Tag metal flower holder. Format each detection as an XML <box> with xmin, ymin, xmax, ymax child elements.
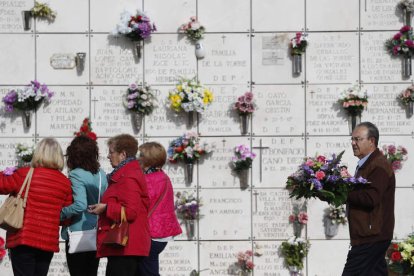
<box><xmin>22</xmin><ymin>110</ymin><xmax>33</xmax><ymax>129</ymax></box>
<box><xmin>240</xmin><ymin>114</ymin><xmax>249</xmax><ymax>135</ymax></box>
<box><xmin>293</xmin><ymin>55</ymin><xmax>302</xmax><ymax>75</ymax></box>
<box><xmin>406</xmin><ymin>101</ymin><xmax>414</xmax><ymax>118</ymax></box>
<box><xmin>188</xmin><ymin>111</ymin><xmax>197</xmax><ymax>126</ymax></box>
<box><xmin>405</xmin><ymin>9</ymin><xmax>412</xmax><ymax>26</ymax></box>
<box><xmin>131</xmin><ymin>113</ymin><xmax>143</xmax><ymax>132</ymax></box>
<box><xmin>348</xmin><ymin>113</ymin><xmax>361</xmax><ymax>135</ymax></box>
<box><xmin>238</xmin><ymin>169</ymin><xmax>249</xmax><ymax>190</ymax></box>
<box><xmin>135</xmin><ymin>40</ymin><xmax>143</xmax><ymax>60</ymax></box>
<box><xmin>403</xmin><ymin>56</ymin><xmax>412</xmax><ymax>78</ymax></box>
<box><xmin>185</xmin><ymin>163</ymin><xmax>194</xmax><ymax>184</ymax></box>
<box><xmin>184</xmin><ymin>219</ymin><xmax>196</xmax><ymax>240</ymax></box>
<box><xmin>293</xmin><ymin>221</ymin><xmax>303</xmax><ymax>237</ymax></box>
<box><xmin>22</xmin><ymin>11</ymin><xmax>32</xmax><ymax>31</ymax></box>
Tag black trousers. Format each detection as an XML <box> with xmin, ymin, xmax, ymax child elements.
<box><xmin>136</xmin><ymin>240</ymin><xmax>168</xmax><ymax>276</ymax></box>
<box><xmin>65</xmin><ymin>241</ymin><xmax>99</xmax><ymax>276</ymax></box>
<box><xmin>342</xmin><ymin>240</ymin><xmax>390</xmax><ymax>276</ymax></box>
<box><xmin>106</xmin><ymin>255</ymin><xmax>144</xmax><ymax>276</ymax></box>
<box><xmin>9</xmin><ymin>245</ymin><xmax>54</xmax><ymax>276</ymax></box>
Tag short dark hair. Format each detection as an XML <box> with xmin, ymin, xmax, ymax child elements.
<box><xmin>66</xmin><ymin>135</ymin><xmax>100</xmax><ymax>173</ymax></box>
<box><xmin>357</xmin><ymin>121</ymin><xmax>379</xmax><ymax>147</ymax></box>
<box><xmin>138</xmin><ymin>142</ymin><xmax>166</xmax><ymax>168</ymax></box>
<box><xmin>107</xmin><ymin>134</ymin><xmax>138</xmax><ymax>158</ymax></box>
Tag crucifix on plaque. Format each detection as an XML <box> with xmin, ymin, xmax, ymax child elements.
<box><xmin>252</xmin><ymin>139</ymin><xmax>269</xmax><ymax>183</ymax></box>
<box><xmin>252</xmin><ymin>190</ymin><xmax>259</xmax><ymax>214</ymax></box>
<box><xmin>221</xmin><ymin>35</ymin><xmax>226</xmax><ymax>44</ymax></box>
<box><xmin>91</xmin><ymin>97</ymin><xmax>99</xmax><ymax>118</ymax></box>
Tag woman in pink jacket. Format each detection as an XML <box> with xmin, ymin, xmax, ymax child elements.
<box><xmin>136</xmin><ymin>142</ymin><xmax>182</xmax><ymax>275</ymax></box>
<box><xmin>88</xmin><ymin>134</ymin><xmax>150</xmax><ymax>276</ymax></box>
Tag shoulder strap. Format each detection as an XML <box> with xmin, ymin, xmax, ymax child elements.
<box><xmin>18</xmin><ymin>167</ymin><xmax>34</xmax><ymax>208</ymax></box>
<box><xmin>147</xmin><ymin>174</ymin><xmax>168</xmax><ymax>218</ymax></box>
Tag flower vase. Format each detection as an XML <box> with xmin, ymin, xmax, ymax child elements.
<box><xmin>240</xmin><ymin>114</ymin><xmax>249</xmax><ymax>135</ymax></box>
<box><xmin>195</xmin><ymin>40</ymin><xmax>206</xmax><ymax>59</ymax></box>
<box><xmin>131</xmin><ymin>113</ymin><xmax>143</xmax><ymax>132</ymax></box>
<box><xmin>238</xmin><ymin>271</ymin><xmax>251</xmax><ymax>276</ymax></box>
<box><xmin>406</xmin><ymin>101</ymin><xmax>414</xmax><ymax>118</ymax></box>
<box><xmin>348</xmin><ymin>113</ymin><xmax>361</xmax><ymax>134</ymax></box>
<box><xmin>185</xmin><ymin>163</ymin><xmax>194</xmax><ymax>184</ymax></box>
<box><xmin>402</xmin><ymin>56</ymin><xmax>412</xmax><ymax>78</ymax></box>
<box><xmin>22</xmin><ymin>11</ymin><xmax>31</xmax><ymax>31</ymax></box>
<box><xmin>288</xmin><ymin>266</ymin><xmax>302</xmax><ymax>276</ymax></box>
<box><xmin>187</xmin><ymin>111</ymin><xmax>197</xmax><ymax>126</ymax></box>
<box><xmin>292</xmin><ymin>54</ymin><xmax>302</xmax><ymax>75</ymax></box>
<box><xmin>293</xmin><ymin>221</ymin><xmax>303</xmax><ymax>237</ymax></box>
<box><xmin>405</xmin><ymin>9</ymin><xmax>412</xmax><ymax>26</ymax></box>
<box><xmin>184</xmin><ymin>219</ymin><xmax>196</xmax><ymax>240</ymax></box>
<box><xmin>324</xmin><ymin>221</ymin><xmax>339</xmax><ymax>238</ymax></box>
<box><xmin>238</xmin><ymin>169</ymin><xmax>249</xmax><ymax>189</ymax></box>
<box><xmin>22</xmin><ymin>110</ymin><xmax>33</xmax><ymax>129</ymax></box>
<box><xmin>135</xmin><ymin>40</ymin><xmax>143</xmax><ymax>60</ymax></box>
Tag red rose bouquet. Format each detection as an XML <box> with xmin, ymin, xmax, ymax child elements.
<box><xmin>74</xmin><ymin>118</ymin><xmax>97</xmax><ymax>141</ymax></box>
<box><xmin>387</xmin><ymin>235</ymin><xmax>414</xmax><ymax>275</ymax></box>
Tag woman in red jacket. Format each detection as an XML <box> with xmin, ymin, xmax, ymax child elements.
<box><xmin>137</xmin><ymin>142</ymin><xmax>182</xmax><ymax>275</ymax></box>
<box><xmin>88</xmin><ymin>134</ymin><xmax>150</xmax><ymax>276</ymax></box>
<box><xmin>0</xmin><ymin>138</ymin><xmax>72</xmax><ymax>276</ymax></box>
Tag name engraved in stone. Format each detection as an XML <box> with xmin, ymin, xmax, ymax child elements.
<box><xmin>0</xmin><ymin>0</ymin><xmax>26</xmax><ymax>31</ymax></box>
<box><xmin>262</xmin><ymin>35</ymin><xmax>287</xmax><ymax>66</ymax></box>
<box><xmin>50</xmin><ymin>54</ymin><xmax>76</xmax><ymax>69</ymax></box>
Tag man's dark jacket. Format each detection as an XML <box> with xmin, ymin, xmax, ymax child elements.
<box><xmin>347</xmin><ymin>148</ymin><xmax>395</xmax><ymax>246</ymax></box>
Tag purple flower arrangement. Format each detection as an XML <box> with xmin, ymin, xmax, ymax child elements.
<box><xmin>286</xmin><ymin>151</ymin><xmax>368</xmax><ymax>207</ymax></box>
<box><xmin>125</xmin><ymin>83</ymin><xmax>157</xmax><ymax>115</ymax></box>
<box><xmin>112</xmin><ymin>10</ymin><xmax>156</xmax><ymax>41</ymax></box>
<box><xmin>231</xmin><ymin>144</ymin><xmax>256</xmax><ymax>172</ymax></box>
<box><xmin>381</xmin><ymin>144</ymin><xmax>408</xmax><ymax>172</ymax></box>
<box><xmin>385</xmin><ymin>25</ymin><xmax>414</xmax><ymax>57</ymax></box>
<box><xmin>234</xmin><ymin>92</ymin><xmax>255</xmax><ymax>115</ymax></box>
<box><xmin>2</xmin><ymin>80</ymin><xmax>54</xmax><ymax>112</ymax></box>
<box><xmin>175</xmin><ymin>191</ymin><xmax>202</xmax><ymax>220</ymax></box>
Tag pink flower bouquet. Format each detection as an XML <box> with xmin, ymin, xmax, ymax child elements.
<box><xmin>381</xmin><ymin>144</ymin><xmax>408</xmax><ymax>172</ymax></box>
<box><xmin>236</xmin><ymin>250</ymin><xmax>255</xmax><ymax>272</ymax></box>
<box><xmin>234</xmin><ymin>92</ymin><xmax>255</xmax><ymax>115</ymax></box>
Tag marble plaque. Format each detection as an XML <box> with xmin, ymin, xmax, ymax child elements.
<box><xmin>144</xmin><ymin>35</ymin><xmax>196</xmax><ymax>84</ymax></box>
<box><xmin>394</xmin><ymin>188</ymin><xmax>414</xmax><ymax>238</ymax></box>
<box><xmin>307</xmin><ymin>0</ymin><xmax>359</xmax><ymax>31</ymax></box>
<box><xmin>198</xmin><ymin>34</ymin><xmax>250</xmax><ymax>85</ymax></box>
<box><xmin>306</xmin><ymin>84</ymin><xmax>354</xmax><ymax>136</ymax></box>
<box><xmin>253</xmin><ymin>85</ymin><xmax>305</xmax><ymax>136</ymax></box>
<box><xmin>252</xmin><ymin>189</ymin><xmax>294</xmax><ymax>240</ymax></box>
<box><xmin>363</xmin><ymin>84</ymin><xmax>414</xmax><ymax>135</ymax></box>
<box><xmin>0</xmin><ymin>34</ymin><xmax>35</xmax><ymax>84</ymax></box>
<box><xmin>145</xmin><ymin>86</ymin><xmax>197</xmax><ymax>137</ymax></box>
<box><xmin>0</xmin><ymin>0</ymin><xmax>32</xmax><ymax>32</ymax></box>
<box><xmin>198</xmin><ymin>137</ymin><xmax>251</xmax><ymax>188</ymax></box>
<box><xmin>159</xmin><ymin>241</ymin><xmax>198</xmax><ymax>275</ymax></box>
<box><xmin>252</xmin><ymin>0</ymin><xmax>305</xmax><ymax>32</ymax></box>
<box><xmin>199</xmin><ymin>241</ymin><xmax>252</xmax><ymax>275</ymax></box>
<box><xmin>307</xmin><ymin>32</ymin><xmax>359</xmax><ymax>84</ymax></box>
<box><xmin>90</xmin><ymin>0</ymin><xmax>143</xmax><ymax>33</ymax></box>
<box><xmin>36</xmin><ymin>34</ymin><xmax>89</xmax><ymax>85</ymax></box>
<box><xmin>36</xmin><ymin>86</ymin><xmax>90</xmax><ymax>137</ymax></box>
<box><xmin>199</xmin><ymin>86</ymin><xmax>248</xmax><ymax>136</ymax></box>
<box><xmin>307</xmin><ymin>198</ymin><xmax>350</xmax><ymax>240</ymax></box>
<box><xmin>0</xmin><ymin>86</ymin><xmax>35</xmax><ymax>137</ymax></box>
<box><xmin>251</xmin><ymin>137</ymin><xmax>305</xmax><ymax>188</ymax></box>
<box><xmin>360</xmin><ymin>31</ymin><xmax>408</xmax><ymax>83</ymax></box>
<box><xmin>90</xmin><ymin>34</ymin><xmax>143</xmax><ymax>85</ymax></box>
<box><xmin>360</xmin><ymin>0</ymin><xmax>401</xmax><ymax>30</ymax></box>
<box><xmin>144</xmin><ymin>0</ymin><xmax>195</xmax><ymax>33</ymax></box>
<box><xmin>252</xmin><ymin>33</ymin><xmax>300</xmax><ymax>84</ymax></box>
<box><xmin>199</xmin><ymin>189</ymin><xmax>251</xmax><ymax>240</ymax></box>
<box><xmin>307</xmin><ymin>240</ymin><xmax>350</xmax><ymax>276</ymax></box>
<box><xmin>91</xmin><ymin>86</ymin><xmax>138</xmax><ymax>136</ymax></box>
<box><xmin>253</xmin><ymin>240</ymin><xmax>293</xmax><ymax>275</ymax></box>
<box><xmin>306</xmin><ymin>137</ymin><xmax>356</xmax><ymax>172</ymax></box>
<box><xmin>50</xmin><ymin>54</ymin><xmax>76</xmax><ymax>69</ymax></box>
<box><xmin>0</xmin><ymin>138</ymin><xmax>35</xmax><ymax>170</ymax></box>
<box><xmin>35</xmin><ymin>0</ymin><xmax>88</xmax><ymax>33</ymax></box>
<box><xmin>198</xmin><ymin>0</ymin><xmax>250</xmax><ymax>32</ymax></box>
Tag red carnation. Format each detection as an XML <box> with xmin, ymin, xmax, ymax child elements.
<box><xmin>87</xmin><ymin>132</ymin><xmax>97</xmax><ymax>141</ymax></box>
<box><xmin>393</xmin><ymin>243</ymin><xmax>399</xmax><ymax>250</ymax></box>
<box><xmin>175</xmin><ymin>146</ymin><xmax>184</xmax><ymax>153</ymax></box>
<box><xmin>391</xmin><ymin>251</ymin><xmax>402</xmax><ymax>262</ymax></box>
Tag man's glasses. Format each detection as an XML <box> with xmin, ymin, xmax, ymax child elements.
<box><xmin>350</xmin><ymin>137</ymin><xmax>368</xmax><ymax>143</ymax></box>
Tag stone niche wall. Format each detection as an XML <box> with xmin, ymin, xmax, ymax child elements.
<box><xmin>0</xmin><ymin>0</ymin><xmax>414</xmax><ymax>275</ymax></box>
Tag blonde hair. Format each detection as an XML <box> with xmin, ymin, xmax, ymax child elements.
<box><xmin>138</xmin><ymin>142</ymin><xmax>166</xmax><ymax>168</ymax></box>
<box><xmin>31</xmin><ymin>138</ymin><xmax>64</xmax><ymax>170</ymax></box>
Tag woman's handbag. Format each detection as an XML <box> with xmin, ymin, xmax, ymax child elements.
<box><xmin>68</xmin><ymin>172</ymin><xmax>102</xmax><ymax>254</ymax></box>
<box><xmin>102</xmin><ymin>206</ymin><xmax>129</xmax><ymax>247</ymax></box>
<box><xmin>0</xmin><ymin>168</ymin><xmax>34</xmax><ymax>231</ymax></box>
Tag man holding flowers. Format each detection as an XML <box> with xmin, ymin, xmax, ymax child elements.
<box><xmin>342</xmin><ymin>122</ymin><xmax>395</xmax><ymax>276</ymax></box>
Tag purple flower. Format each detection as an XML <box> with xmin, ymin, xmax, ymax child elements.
<box><xmin>3</xmin><ymin>167</ymin><xmax>17</xmax><ymax>176</ymax></box>
<box><xmin>326</xmin><ymin>175</ymin><xmax>339</xmax><ymax>182</ymax></box>
<box><xmin>406</xmin><ymin>40</ymin><xmax>414</xmax><ymax>48</ymax></box>
<box><xmin>310</xmin><ymin>178</ymin><xmax>322</xmax><ymax>190</ymax></box>
<box><xmin>356</xmin><ymin>176</ymin><xmax>367</xmax><ymax>184</ymax></box>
